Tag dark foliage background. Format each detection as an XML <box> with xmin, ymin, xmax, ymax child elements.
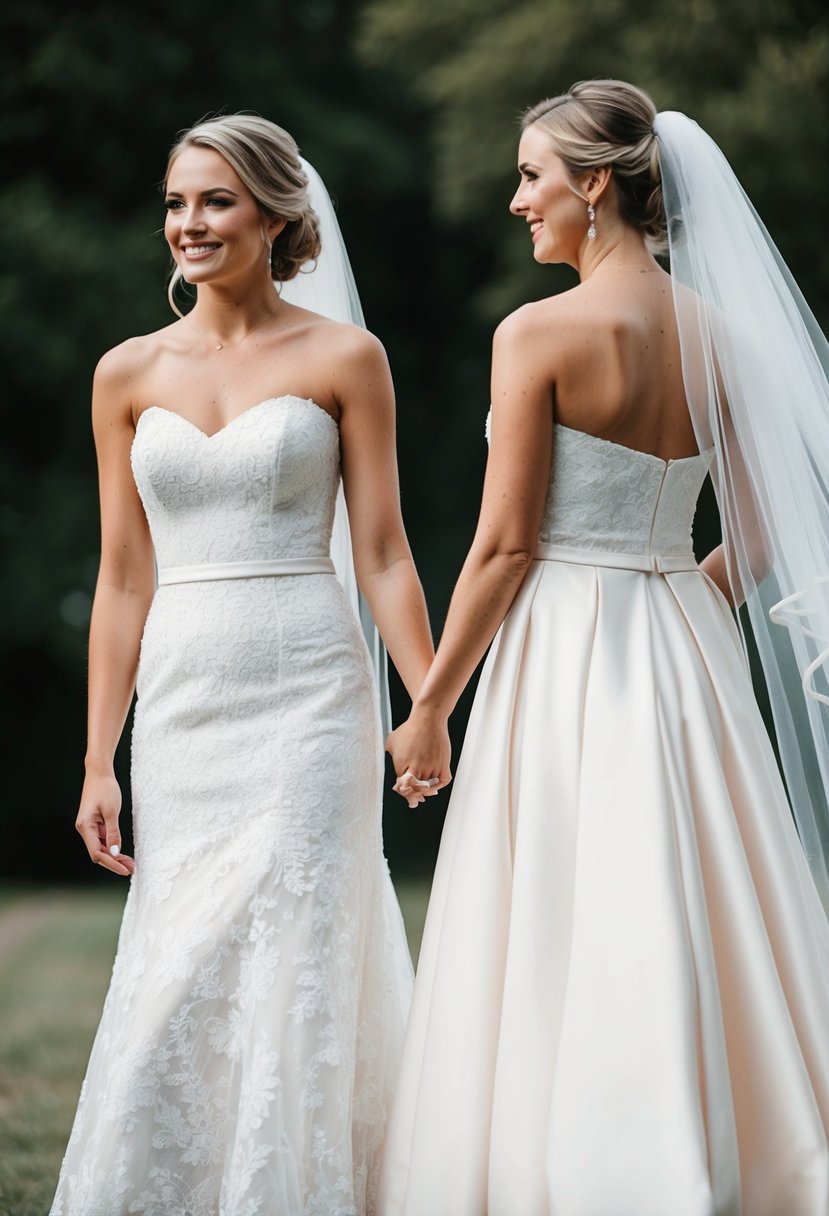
<box><xmin>2</xmin><ymin>0</ymin><xmax>827</xmax><ymax>883</ymax></box>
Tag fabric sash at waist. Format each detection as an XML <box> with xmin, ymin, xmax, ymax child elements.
<box><xmin>535</xmin><ymin>542</ymin><xmax>698</xmax><ymax>574</ymax></box>
<box><xmin>157</xmin><ymin>557</ymin><xmax>336</xmax><ymax>586</ymax></box>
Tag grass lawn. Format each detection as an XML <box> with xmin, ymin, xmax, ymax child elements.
<box><xmin>0</xmin><ymin>877</ymin><xmax>430</xmax><ymax>1216</ymax></box>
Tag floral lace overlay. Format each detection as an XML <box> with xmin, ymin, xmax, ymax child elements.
<box><xmin>52</xmin><ymin>397</ymin><xmax>413</xmax><ymax>1216</ymax></box>
<box><xmin>485</xmin><ymin>411</ymin><xmax>710</xmax><ymax>559</ymax></box>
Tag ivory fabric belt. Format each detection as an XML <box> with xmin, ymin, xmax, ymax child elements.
<box><xmin>157</xmin><ymin>557</ymin><xmax>336</xmax><ymax>586</ymax></box>
<box><xmin>535</xmin><ymin>543</ymin><xmax>698</xmax><ymax>574</ymax></box>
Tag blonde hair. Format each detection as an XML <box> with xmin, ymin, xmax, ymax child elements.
<box><xmin>523</xmin><ymin>80</ymin><xmax>665</xmax><ymax>253</ymax></box>
<box><xmin>164</xmin><ymin>113</ymin><xmax>322</xmax><ymax>315</ymax></box>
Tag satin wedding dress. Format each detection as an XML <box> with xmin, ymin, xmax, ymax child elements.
<box><xmin>51</xmin><ymin>395</ymin><xmax>413</xmax><ymax>1216</ymax></box>
<box><xmin>380</xmin><ymin>419</ymin><xmax>829</xmax><ymax>1216</ymax></box>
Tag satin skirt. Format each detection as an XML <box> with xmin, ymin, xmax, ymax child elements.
<box><xmin>379</xmin><ymin>558</ymin><xmax>829</xmax><ymax>1216</ymax></box>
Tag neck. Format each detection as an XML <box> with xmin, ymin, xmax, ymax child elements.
<box><xmin>576</xmin><ymin>229</ymin><xmax>657</xmax><ymax>281</ymax></box>
<box><xmin>187</xmin><ymin>275</ymin><xmax>281</xmax><ymax>343</ymax></box>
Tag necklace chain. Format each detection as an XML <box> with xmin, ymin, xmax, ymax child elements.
<box><xmin>183</xmin><ymin>308</ymin><xmax>280</xmax><ymax>351</ymax></box>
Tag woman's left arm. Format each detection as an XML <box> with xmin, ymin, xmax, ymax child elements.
<box><xmin>387</xmin><ymin>309</ymin><xmax>554</xmax><ymax>785</ymax></box>
<box><xmin>336</xmin><ymin>326</ymin><xmax>435</xmax><ymax>703</ymax></box>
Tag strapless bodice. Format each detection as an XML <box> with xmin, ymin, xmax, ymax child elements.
<box><xmin>487</xmin><ymin>413</ymin><xmax>710</xmax><ymax>563</ymax></box>
<box><xmin>541</xmin><ymin>424</ymin><xmax>710</xmax><ymax>560</ymax></box>
<box><xmin>130</xmin><ymin>396</ymin><xmax>340</xmax><ymax>569</ymax></box>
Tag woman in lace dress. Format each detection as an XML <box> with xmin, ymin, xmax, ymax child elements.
<box><xmin>52</xmin><ymin>114</ymin><xmax>431</xmax><ymax>1216</ymax></box>
<box><xmin>381</xmin><ymin>81</ymin><xmax>829</xmax><ymax>1214</ymax></box>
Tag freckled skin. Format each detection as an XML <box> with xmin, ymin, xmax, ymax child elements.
<box><xmin>388</xmin><ymin>115</ymin><xmax>734</xmax><ymax>754</ymax></box>
<box><xmin>506</xmin><ymin>124</ymin><xmax>697</xmax><ymax>461</ymax></box>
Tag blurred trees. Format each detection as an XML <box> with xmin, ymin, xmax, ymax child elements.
<box><xmin>358</xmin><ymin>0</ymin><xmax>829</xmax><ymax>320</ymax></box>
<box><xmin>2</xmin><ymin>0</ymin><xmax>827</xmax><ymax>880</ymax></box>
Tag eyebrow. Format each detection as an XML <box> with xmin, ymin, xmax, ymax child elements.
<box><xmin>164</xmin><ymin>187</ymin><xmax>240</xmax><ymax>198</ymax></box>
<box><xmin>518</xmin><ymin>162</ymin><xmax>542</xmax><ymax>173</ymax></box>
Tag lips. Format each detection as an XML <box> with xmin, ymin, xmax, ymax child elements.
<box><xmin>182</xmin><ymin>243</ymin><xmax>221</xmax><ymax>260</ymax></box>
<box><xmin>530</xmin><ymin>220</ymin><xmax>543</xmax><ymax>241</ymax></box>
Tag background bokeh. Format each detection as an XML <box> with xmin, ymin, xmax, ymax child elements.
<box><xmin>3</xmin><ymin>0</ymin><xmax>828</xmax><ymax>886</ymax></box>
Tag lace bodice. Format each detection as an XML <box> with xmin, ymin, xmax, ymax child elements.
<box><xmin>131</xmin><ymin>396</ymin><xmax>339</xmax><ymax>568</ymax></box>
<box><xmin>53</xmin><ymin>391</ymin><xmax>411</xmax><ymax>1216</ymax></box>
<box><xmin>541</xmin><ymin>424</ymin><xmax>710</xmax><ymax>558</ymax></box>
<box><xmin>486</xmin><ymin>413</ymin><xmax>710</xmax><ymax>560</ymax></box>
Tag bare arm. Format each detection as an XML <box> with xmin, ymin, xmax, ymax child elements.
<box><xmin>699</xmin><ymin>436</ymin><xmax>769</xmax><ymax>611</ymax></box>
<box><xmin>336</xmin><ymin>328</ymin><xmax>435</xmax><ymax>702</ymax></box>
<box><xmin>75</xmin><ymin>348</ymin><xmax>155</xmax><ymax>876</ymax></box>
<box><xmin>700</xmin><ymin>544</ymin><xmax>736</xmax><ymax>606</ymax></box>
<box><xmin>680</xmin><ymin>296</ymin><xmax>767</xmax><ymax>609</ymax></box>
<box><xmin>387</xmin><ymin>310</ymin><xmax>554</xmax><ymax>786</ymax></box>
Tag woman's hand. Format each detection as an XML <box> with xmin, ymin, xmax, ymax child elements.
<box><xmin>386</xmin><ymin>707</ymin><xmax>452</xmax><ymax>808</ymax></box>
<box><xmin>75</xmin><ymin>770</ymin><xmax>135</xmax><ymax>877</ymax></box>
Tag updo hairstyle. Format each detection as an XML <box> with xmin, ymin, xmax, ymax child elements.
<box><xmin>523</xmin><ymin>80</ymin><xmax>666</xmax><ymax>253</ymax></box>
<box><xmin>164</xmin><ymin>113</ymin><xmax>322</xmax><ymax>313</ymax></box>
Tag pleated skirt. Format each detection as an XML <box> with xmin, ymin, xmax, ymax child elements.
<box><xmin>380</xmin><ymin>559</ymin><xmax>829</xmax><ymax>1216</ymax></box>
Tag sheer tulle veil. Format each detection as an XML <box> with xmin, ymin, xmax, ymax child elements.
<box><xmin>279</xmin><ymin>158</ymin><xmax>392</xmax><ymax>735</ymax></box>
<box><xmin>656</xmin><ymin>110</ymin><xmax>829</xmax><ymax>911</ymax></box>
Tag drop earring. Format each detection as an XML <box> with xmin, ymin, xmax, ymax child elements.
<box><xmin>567</xmin><ymin>182</ymin><xmax>598</xmax><ymax>241</ymax></box>
<box><xmin>261</xmin><ymin>223</ymin><xmax>274</xmax><ymax>268</ymax></box>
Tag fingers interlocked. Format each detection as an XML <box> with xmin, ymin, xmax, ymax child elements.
<box><xmin>393</xmin><ymin>770</ymin><xmax>440</xmax><ymax>808</ymax></box>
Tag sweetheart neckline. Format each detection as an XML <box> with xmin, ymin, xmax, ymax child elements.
<box><xmin>134</xmin><ymin>395</ymin><xmax>339</xmax><ymax>443</ymax></box>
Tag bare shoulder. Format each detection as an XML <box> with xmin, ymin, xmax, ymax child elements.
<box><xmin>309</xmin><ymin>313</ymin><xmax>386</xmax><ymax>364</ymax></box>
<box><xmin>94</xmin><ymin>334</ymin><xmax>150</xmax><ymax>389</ymax></box>
<box><xmin>284</xmin><ymin>306</ymin><xmax>388</xmax><ymax>380</ymax></box>
<box><xmin>495</xmin><ymin>286</ymin><xmax>593</xmax><ymax>349</ymax></box>
<box><xmin>94</xmin><ymin>323</ymin><xmax>181</xmax><ymax>389</ymax></box>
<box><xmin>296</xmin><ymin>318</ymin><xmax>392</xmax><ymax>414</ymax></box>
<box><xmin>495</xmin><ymin>301</ymin><xmax>546</xmax><ymax>345</ymax></box>
<box><xmin>92</xmin><ymin>326</ymin><xmax>178</xmax><ymax>427</ymax></box>
<box><xmin>493</xmin><ymin>297</ymin><xmax>572</xmax><ymax>389</ymax></box>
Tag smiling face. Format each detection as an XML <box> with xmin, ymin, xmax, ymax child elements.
<box><xmin>510</xmin><ymin>124</ymin><xmax>590</xmax><ymax>267</ymax></box>
<box><xmin>164</xmin><ymin>146</ymin><xmax>282</xmax><ymax>288</ymax></box>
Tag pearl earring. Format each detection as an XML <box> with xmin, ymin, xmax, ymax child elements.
<box><xmin>587</xmin><ymin>203</ymin><xmax>597</xmax><ymax>241</ymax></box>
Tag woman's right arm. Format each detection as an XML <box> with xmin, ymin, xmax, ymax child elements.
<box><xmin>75</xmin><ymin>347</ymin><xmax>155</xmax><ymax>876</ymax></box>
<box><xmin>386</xmin><ymin>307</ymin><xmax>554</xmax><ymax>792</ymax></box>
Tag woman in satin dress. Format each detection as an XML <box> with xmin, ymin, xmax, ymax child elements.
<box><xmin>53</xmin><ymin>114</ymin><xmax>432</xmax><ymax>1216</ymax></box>
<box><xmin>382</xmin><ymin>80</ymin><xmax>829</xmax><ymax>1216</ymax></box>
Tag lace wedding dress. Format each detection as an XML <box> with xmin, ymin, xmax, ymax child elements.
<box><xmin>379</xmin><ymin>420</ymin><xmax>829</xmax><ymax>1216</ymax></box>
<box><xmin>51</xmin><ymin>395</ymin><xmax>413</xmax><ymax>1216</ymax></box>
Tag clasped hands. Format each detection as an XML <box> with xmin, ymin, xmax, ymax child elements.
<box><xmin>385</xmin><ymin>708</ymin><xmax>452</xmax><ymax>809</ymax></box>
